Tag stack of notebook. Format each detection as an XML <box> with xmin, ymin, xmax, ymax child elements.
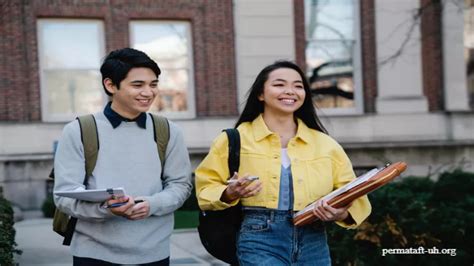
<box><xmin>293</xmin><ymin>161</ymin><xmax>407</xmax><ymax>226</ymax></box>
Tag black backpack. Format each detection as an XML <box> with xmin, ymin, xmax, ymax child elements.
<box><xmin>51</xmin><ymin>114</ymin><xmax>169</xmax><ymax>245</ymax></box>
<box><xmin>197</xmin><ymin>128</ymin><xmax>241</xmax><ymax>265</ymax></box>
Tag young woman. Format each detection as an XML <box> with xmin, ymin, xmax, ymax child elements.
<box><xmin>195</xmin><ymin>61</ymin><xmax>371</xmax><ymax>265</ymax></box>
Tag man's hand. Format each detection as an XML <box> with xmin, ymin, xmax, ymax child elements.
<box><xmin>220</xmin><ymin>172</ymin><xmax>263</xmax><ymax>203</ymax></box>
<box><xmin>106</xmin><ymin>196</ymin><xmax>150</xmax><ymax>220</ymax></box>
<box><xmin>129</xmin><ymin>200</ymin><xmax>150</xmax><ymax>220</ymax></box>
<box><xmin>106</xmin><ymin>196</ymin><xmax>135</xmax><ymax>218</ymax></box>
<box><xmin>312</xmin><ymin>200</ymin><xmax>352</xmax><ymax>222</ymax></box>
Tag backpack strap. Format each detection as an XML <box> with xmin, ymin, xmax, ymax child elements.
<box><xmin>150</xmin><ymin>114</ymin><xmax>170</xmax><ymax>179</ymax></box>
<box><xmin>223</xmin><ymin>129</ymin><xmax>240</xmax><ymax>178</ymax></box>
<box><xmin>77</xmin><ymin>115</ymin><xmax>99</xmax><ymax>179</ymax></box>
<box><xmin>62</xmin><ymin>114</ymin><xmax>99</xmax><ymax>246</ymax></box>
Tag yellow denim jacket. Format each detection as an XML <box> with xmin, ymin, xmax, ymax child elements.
<box><xmin>195</xmin><ymin>115</ymin><xmax>371</xmax><ymax>228</ymax></box>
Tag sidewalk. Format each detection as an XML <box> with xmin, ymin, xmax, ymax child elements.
<box><xmin>14</xmin><ymin>218</ymin><xmax>226</xmax><ymax>266</ymax></box>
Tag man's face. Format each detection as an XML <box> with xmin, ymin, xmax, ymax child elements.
<box><xmin>105</xmin><ymin>67</ymin><xmax>158</xmax><ymax>118</ymax></box>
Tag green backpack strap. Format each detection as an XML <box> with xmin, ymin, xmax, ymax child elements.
<box><xmin>59</xmin><ymin>114</ymin><xmax>98</xmax><ymax>246</ymax></box>
<box><xmin>150</xmin><ymin>114</ymin><xmax>170</xmax><ymax>178</ymax></box>
<box><xmin>77</xmin><ymin>115</ymin><xmax>99</xmax><ymax>179</ymax></box>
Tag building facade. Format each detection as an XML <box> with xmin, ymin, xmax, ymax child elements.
<box><xmin>0</xmin><ymin>0</ymin><xmax>473</xmax><ymax>210</ymax></box>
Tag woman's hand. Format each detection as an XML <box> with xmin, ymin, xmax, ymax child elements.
<box><xmin>221</xmin><ymin>172</ymin><xmax>263</xmax><ymax>203</ymax></box>
<box><xmin>312</xmin><ymin>200</ymin><xmax>352</xmax><ymax>222</ymax></box>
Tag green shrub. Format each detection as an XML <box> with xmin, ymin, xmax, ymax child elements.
<box><xmin>0</xmin><ymin>190</ymin><xmax>21</xmax><ymax>265</ymax></box>
<box><xmin>174</xmin><ymin>210</ymin><xmax>199</xmax><ymax>229</ymax></box>
<box><xmin>174</xmin><ymin>189</ymin><xmax>199</xmax><ymax>229</ymax></box>
<box><xmin>41</xmin><ymin>195</ymin><xmax>56</xmax><ymax>218</ymax></box>
<box><xmin>327</xmin><ymin>170</ymin><xmax>474</xmax><ymax>266</ymax></box>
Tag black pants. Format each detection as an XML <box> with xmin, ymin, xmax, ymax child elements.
<box><xmin>73</xmin><ymin>256</ymin><xmax>170</xmax><ymax>266</ymax></box>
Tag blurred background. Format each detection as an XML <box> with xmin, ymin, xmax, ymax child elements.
<box><xmin>0</xmin><ymin>0</ymin><xmax>473</xmax><ymax>265</ymax></box>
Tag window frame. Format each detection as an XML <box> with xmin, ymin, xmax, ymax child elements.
<box><xmin>305</xmin><ymin>0</ymin><xmax>364</xmax><ymax>115</ymax></box>
<box><xmin>37</xmin><ymin>18</ymin><xmax>107</xmax><ymax>122</ymax></box>
<box><xmin>129</xmin><ymin>20</ymin><xmax>196</xmax><ymax>119</ymax></box>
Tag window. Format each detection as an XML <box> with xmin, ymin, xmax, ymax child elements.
<box><xmin>465</xmin><ymin>0</ymin><xmax>474</xmax><ymax>109</ymax></box>
<box><xmin>37</xmin><ymin>19</ymin><xmax>106</xmax><ymax>121</ymax></box>
<box><xmin>130</xmin><ymin>21</ymin><xmax>195</xmax><ymax>118</ymax></box>
<box><xmin>305</xmin><ymin>0</ymin><xmax>363</xmax><ymax>114</ymax></box>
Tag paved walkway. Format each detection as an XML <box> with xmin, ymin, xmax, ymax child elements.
<box><xmin>14</xmin><ymin>218</ymin><xmax>226</xmax><ymax>266</ymax></box>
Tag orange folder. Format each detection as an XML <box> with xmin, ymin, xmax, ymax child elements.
<box><xmin>293</xmin><ymin>161</ymin><xmax>408</xmax><ymax>226</ymax></box>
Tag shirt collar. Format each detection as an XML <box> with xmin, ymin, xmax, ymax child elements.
<box><xmin>103</xmin><ymin>102</ymin><xmax>147</xmax><ymax>129</ymax></box>
<box><xmin>251</xmin><ymin>113</ymin><xmax>311</xmax><ymax>143</ymax></box>
<box><xmin>252</xmin><ymin>114</ymin><xmax>273</xmax><ymax>142</ymax></box>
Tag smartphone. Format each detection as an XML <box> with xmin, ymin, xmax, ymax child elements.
<box><xmin>226</xmin><ymin>176</ymin><xmax>259</xmax><ymax>184</ymax></box>
<box><xmin>105</xmin><ymin>199</ymin><xmax>144</xmax><ymax>209</ymax></box>
<box><xmin>246</xmin><ymin>176</ymin><xmax>259</xmax><ymax>181</ymax></box>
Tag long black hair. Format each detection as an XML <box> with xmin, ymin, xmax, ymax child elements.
<box><xmin>235</xmin><ymin>60</ymin><xmax>327</xmax><ymax>134</ymax></box>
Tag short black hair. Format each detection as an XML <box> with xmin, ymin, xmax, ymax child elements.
<box><xmin>235</xmin><ymin>60</ymin><xmax>327</xmax><ymax>134</ymax></box>
<box><xmin>100</xmin><ymin>48</ymin><xmax>161</xmax><ymax>96</ymax></box>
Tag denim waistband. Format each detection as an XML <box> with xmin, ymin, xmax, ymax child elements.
<box><xmin>242</xmin><ymin>207</ymin><xmax>325</xmax><ymax>228</ymax></box>
<box><xmin>242</xmin><ymin>207</ymin><xmax>294</xmax><ymax>215</ymax></box>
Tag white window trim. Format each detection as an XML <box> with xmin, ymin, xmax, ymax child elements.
<box><xmin>129</xmin><ymin>20</ymin><xmax>196</xmax><ymax>120</ymax></box>
<box><xmin>306</xmin><ymin>0</ymin><xmax>364</xmax><ymax>116</ymax></box>
<box><xmin>37</xmin><ymin>19</ymin><xmax>106</xmax><ymax>122</ymax></box>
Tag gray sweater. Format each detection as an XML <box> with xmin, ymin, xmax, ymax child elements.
<box><xmin>53</xmin><ymin>111</ymin><xmax>192</xmax><ymax>264</ymax></box>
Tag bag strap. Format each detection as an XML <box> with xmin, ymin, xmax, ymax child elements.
<box><xmin>77</xmin><ymin>115</ymin><xmax>99</xmax><ymax>180</ymax></box>
<box><xmin>62</xmin><ymin>114</ymin><xmax>99</xmax><ymax>246</ymax></box>
<box><xmin>150</xmin><ymin>114</ymin><xmax>170</xmax><ymax>179</ymax></box>
<box><xmin>223</xmin><ymin>129</ymin><xmax>240</xmax><ymax>178</ymax></box>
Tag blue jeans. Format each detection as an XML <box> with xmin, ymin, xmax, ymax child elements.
<box><xmin>237</xmin><ymin>209</ymin><xmax>331</xmax><ymax>266</ymax></box>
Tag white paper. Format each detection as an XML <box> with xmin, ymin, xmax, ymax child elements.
<box><xmin>344</xmin><ymin>168</ymin><xmax>380</xmax><ymax>190</ymax></box>
<box><xmin>295</xmin><ymin>168</ymin><xmax>380</xmax><ymax>216</ymax></box>
<box><xmin>54</xmin><ymin>187</ymin><xmax>126</xmax><ymax>202</ymax></box>
<box><xmin>319</xmin><ymin>168</ymin><xmax>378</xmax><ymax>201</ymax></box>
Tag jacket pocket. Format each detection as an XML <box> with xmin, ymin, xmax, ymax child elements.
<box><xmin>239</xmin><ymin>152</ymin><xmax>267</xmax><ymax>175</ymax></box>
<box><xmin>305</xmin><ymin>157</ymin><xmax>333</xmax><ymax>199</ymax></box>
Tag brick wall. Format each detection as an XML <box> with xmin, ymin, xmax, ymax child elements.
<box><xmin>420</xmin><ymin>0</ymin><xmax>444</xmax><ymax>111</ymax></box>
<box><xmin>293</xmin><ymin>0</ymin><xmax>306</xmax><ymax>69</ymax></box>
<box><xmin>0</xmin><ymin>0</ymin><xmax>237</xmax><ymax>121</ymax></box>
<box><xmin>360</xmin><ymin>0</ymin><xmax>378</xmax><ymax>113</ymax></box>
<box><xmin>0</xmin><ymin>0</ymin><xmax>41</xmax><ymax>121</ymax></box>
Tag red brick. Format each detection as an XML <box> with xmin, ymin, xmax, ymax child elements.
<box><xmin>360</xmin><ymin>0</ymin><xmax>378</xmax><ymax>113</ymax></box>
<box><xmin>0</xmin><ymin>0</ymin><xmax>237</xmax><ymax>121</ymax></box>
<box><xmin>293</xmin><ymin>0</ymin><xmax>305</xmax><ymax>69</ymax></box>
<box><xmin>420</xmin><ymin>0</ymin><xmax>444</xmax><ymax>111</ymax></box>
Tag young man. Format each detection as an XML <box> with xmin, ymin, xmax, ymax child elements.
<box><xmin>54</xmin><ymin>48</ymin><xmax>192</xmax><ymax>265</ymax></box>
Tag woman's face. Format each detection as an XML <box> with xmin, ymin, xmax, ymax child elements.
<box><xmin>258</xmin><ymin>68</ymin><xmax>306</xmax><ymax>116</ymax></box>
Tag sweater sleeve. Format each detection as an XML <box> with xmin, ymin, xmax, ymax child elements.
<box><xmin>144</xmin><ymin>122</ymin><xmax>193</xmax><ymax>216</ymax></box>
<box><xmin>194</xmin><ymin>132</ymin><xmax>240</xmax><ymax>211</ymax></box>
<box><xmin>53</xmin><ymin>120</ymin><xmax>113</xmax><ymax>222</ymax></box>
